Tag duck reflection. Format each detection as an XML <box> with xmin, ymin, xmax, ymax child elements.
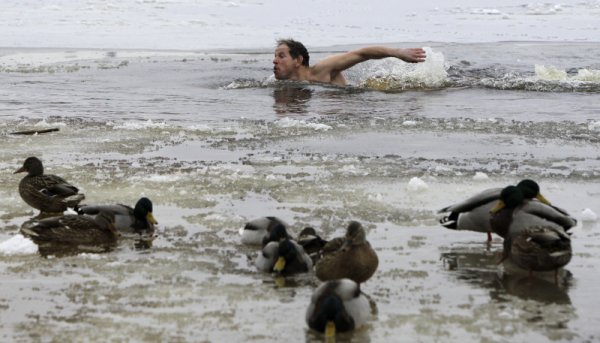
<box><xmin>272</xmin><ymin>85</ymin><xmax>313</xmax><ymax>115</ymax></box>
<box><xmin>133</xmin><ymin>233</ymin><xmax>155</xmax><ymax>251</ymax></box>
<box><xmin>441</xmin><ymin>248</ymin><xmax>572</xmax><ymax>304</ymax></box>
<box><xmin>494</xmin><ymin>271</ymin><xmax>572</xmax><ymax>304</ymax></box>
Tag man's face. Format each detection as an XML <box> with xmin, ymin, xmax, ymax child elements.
<box><xmin>273</xmin><ymin>44</ymin><xmax>301</xmax><ymax>80</ymax></box>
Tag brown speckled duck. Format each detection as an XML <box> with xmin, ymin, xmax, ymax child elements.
<box><xmin>490</xmin><ymin>186</ymin><xmax>573</xmax><ymax>275</ymax></box>
<box><xmin>315</xmin><ymin>221</ymin><xmax>378</xmax><ymax>285</ymax></box>
<box><xmin>14</xmin><ymin>156</ymin><xmax>85</xmax><ymax>214</ymax></box>
<box><xmin>20</xmin><ymin>210</ymin><xmax>118</xmax><ymax>248</ymax></box>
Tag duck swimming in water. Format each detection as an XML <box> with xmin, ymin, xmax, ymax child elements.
<box><xmin>240</xmin><ymin>216</ymin><xmax>292</xmax><ymax>245</ymax></box>
<box><xmin>306</xmin><ymin>278</ymin><xmax>370</xmax><ymax>337</ymax></box>
<box><xmin>20</xmin><ymin>210</ymin><xmax>118</xmax><ymax>249</ymax></box>
<box><xmin>255</xmin><ymin>238</ymin><xmax>313</xmax><ymax>275</ymax></box>
<box><xmin>315</xmin><ymin>221</ymin><xmax>378</xmax><ymax>285</ymax></box>
<box><xmin>77</xmin><ymin>197</ymin><xmax>157</xmax><ymax>234</ymax></box>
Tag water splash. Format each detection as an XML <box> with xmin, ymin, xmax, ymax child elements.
<box><xmin>534</xmin><ymin>65</ymin><xmax>567</xmax><ymax>81</ymax></box>
<box><xmin>359</xmin><ymin>47</ymin><xmax>448</xmax><ymax>91</ymax></box>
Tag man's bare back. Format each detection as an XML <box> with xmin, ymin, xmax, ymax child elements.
<box><xmin>273</xmin><ymin>39</ymin><xmax>426</xmax><ymax>86</ymax></box>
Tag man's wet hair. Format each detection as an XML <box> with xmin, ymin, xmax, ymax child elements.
<box><xmin>277</xmin><ymin>39</ymin><xmax>310</xmax><ymax>66</ymax></box>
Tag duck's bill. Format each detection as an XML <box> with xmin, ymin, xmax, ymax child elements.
<box><xmin>147</xmin><ymin>213</ymin><xmax>158</xmax><ymax>225</ymax></box>
<box><xmin>273</xmin><ymin>256</ymin><xmax>286</xmax><ymax>273</ymax></box>
<box><xmin>325</xmin><ymin>321</ymin><xmax>336</xmax><ymax>338</ymax></box>
<box><xmin>536</xmin><ymin>193</ymin><xmax>551</xmax><ymax>205</ymax></box>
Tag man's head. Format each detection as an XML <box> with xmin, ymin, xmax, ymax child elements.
<box><xmin>273</xmin><ymin>39</ymin><xmax>310</xmax><ymax>80</ymax></box>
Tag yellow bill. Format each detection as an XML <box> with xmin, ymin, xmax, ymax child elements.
<box><xmin>325</xmin><ymin>321</ymin><xmax>336</xmax><ymax>338</ymax></box>
<box><xmin>490</xmin><ymin>200</ymin><xmax>506</xmax><ymax>213</ymax></box>
<box><xmin>273</xmin><ymin>256</ymin><xmax>286</xmax><ymax>273</ymax></box>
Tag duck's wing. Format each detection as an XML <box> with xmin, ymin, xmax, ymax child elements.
<box><xmin>290</xmin><ymin>241</ymin><xmax>313</xmax><ymax>271</ymax></box>
<box><xmin>77</xmin><ymin>204</ymin><xmax>133</xmax><ymax>216</ymax></box>
<box><xmin>255</xmin><ymin>242</ymin><xmax>278</xmax><ymax>272</ymax></box>
<box><xmin>521</xmin><ymin>201</ymin><xmax>577</xmax><ymax>231</ymax></box>
<box><xmin>40</xmin><ymin>175</ymin><xmax>79</xmax><ymax>197</ymax></box>
<box><xmin>438</xmin><ymin>187</ymin><xmax>502</xmax><ymax>213</ymax></box>
<box><xmin>21</xmin><ymin>215</ymin><xmax>95</xmax><ymax>243</ymax></box>
<box><xmin>321</xmin><ymin>237</ymin><xmax>345</xmax><ymax>255</ymax></box>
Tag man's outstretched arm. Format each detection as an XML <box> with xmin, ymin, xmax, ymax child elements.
<box><xmin>314</xmin><ymin>46</ymin><xmax>427</xmax><ymax>75</ymax></box>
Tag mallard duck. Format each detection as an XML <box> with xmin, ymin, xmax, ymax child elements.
<box><xmin>14</xmin><ymin>156</ymin><xmax>85</xmax><ymax>214</ymax></box>
<box><xmin>490</xmin><ymin>185</ymin><xmax>576</xmax><ymax>239</ymax></box>
<box><xmin>240</xmin><ymin>216</ymin><xmax>292</xmax><ymax>245</ymax></box>
<box><xmin>76</xmin><ymin>197</ymin><xmax>157</xmax><ymax>234</ymax></box>
<box><xmin>20</xmin><ymin>210</ymin><xmax>118</xmax><ymax>248</ymax></box>
<box><xmin>255</xmin><ymin>238</ymin><xmax>313</xmax><ymax>274</ymax></box>
<box><xmin>508</xmin><ymin>227</ymin><xmax>572</xmax><ymax>273</ymax></box>
<box><xmin>438</xmin><ymin>179</ymin><xmax>575</xmax><ymax>241</ymax></box>
<box><xmin>490</xmin><ymin>186</ymin><xmax>573</xmax><ymax>274</ymax></box>
<box><xmin>315</xmin><ymin>221</ymin><xmax>378</xmax><ymax>285</ymax></box>
<box><xmin>306</xmin><ymin>279</ymin><xmax>370</xmax><ymax>337</ymax></box>
<box><xmin>261</xmin><ymin>222</ymin><xmax>291</xmax><ymax>247</ymax></box>
<box><xmin>297</xmin><ymin>227</ymin><xmax>328</xmax><ymax>263</ymax></box>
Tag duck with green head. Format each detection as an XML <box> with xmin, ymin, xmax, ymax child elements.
<box><xmin>76</xmin><ymin>197</ymin><xmax>157</xmax><ymax>234</ymax></box>
<box><xmin>255</xmin><ymin>237</ymin><xmax>313</xmax><ymax>275</ymax></box>
<box><xmin>240</xmin><ymin>216</ymin><xmax>292</xmax><ymax>246</ymax></box>
<box><xmin>306</xmin><ymin>279</ymin><xmax>370</xmax><ymax>338</ymax></box>
<box><xmin>438</xmin><ymin>179</ymin><xmax>575</xmax><ymax>241</ymax></box>
<box><xmin>14</xmin><ymin>156</ymin><xmax>85</xmax><ymax>215</ymax></box>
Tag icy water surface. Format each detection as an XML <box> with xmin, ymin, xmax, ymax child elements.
<box><xmin>1</xmin><ymin>42</ymin><xmax>600</xmax><ymax>342</ymax></box>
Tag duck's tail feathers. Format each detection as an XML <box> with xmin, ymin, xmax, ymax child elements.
<box><xmin>439</xmin><ymin>216</ymin><xmax>458</xmax><ymax>230</ymax></box>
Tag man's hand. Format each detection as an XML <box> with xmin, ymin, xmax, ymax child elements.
<box><xmin>396</xmin><ymin>48</ymin><xmax>427</xmax><ymax>63</ymax></box>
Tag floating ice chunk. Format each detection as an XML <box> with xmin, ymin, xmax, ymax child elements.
<box><xmin>407</xmin><ymin>177</ymin><xmax>429</xmax><ymax>192</ymax></box>
<box><xmin>473</xmin><ymin>172</ymin><xmax>489</xmax><ymax>180</ymax></box>
<box><xmin>114</xmin><ymin>119</ymin><xmax>169</xmax><ymax>130</ymax></box>
<box><xmin>79</xmin><ymin>253</ymin><xmax>104</xmax><ymax>259</ymax></box>
<box><xmin>188</xmin><ymin>124</ymin><xmax>213</xmax><ymax>132</ymax></box>
<box><xmin>581</xmin><ymin>208</ymin><xmax>598</xmax><ymax>222</ymax></box>
<box><xmin>275</xmin><ymin>118</ymin><xmax>332</xmax><ymax>131</ymax></box>
<box><xmin>33</xmin><ymin>118</ymin><xmax>67</xmax><ymax>127</ymax></box>
<box><xmin>340</xmin><ymin>164</ymin><xmax>368</xmax><ymax>176</ymax></box>
<box><xmin>471</xmin><ymin>8</ymin><xmax>502</xmax><ymax>15</ymax></box>
<box><xmin>402</xmin><ymin>120</ymin><xmax>418</xmax><ymax>126</ymax></box>
<box><xmin>0</xmin><ymin>234</ymin><xmax>38</xmax><ymax>255</ymax></box>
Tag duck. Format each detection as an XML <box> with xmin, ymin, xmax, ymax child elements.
<box><xmin>76</xmin><ymin>197</ymin><xmax>157</xmax><ymax>234</ymax></box>
<box><xmin>240</xmin><ymin>216</ymin><xmax>292</xmax><ymax>245</ymax></box>
<box><xmin>296</xmin><ymin>227</ymin><xmax>328</xmax><ymax>263</ymax></box>
<box><xmin>438</xmin><ymin>179</ymin><xmax>575</xmax><ymax>241</ymax></box>
<box><xmin>20</xmin><ymin>210</ymin><xmax>118</xmax><ymax>248</ymax></box>
<box><xmin>315</xmin><ymin>221</ymin><xmax>378</xmax><ymax>285</ymax></box>
<box><xmin>490</xmin><ymin>186</ymin><xmax>573</xmax><ymax>274</ymax></box>
<box><xmin>306</xmin><ymin>279</ymin><xmax>370</xmax><ymax>338</ymax></box>
<box><xmin>14</xmin><ymin>156</ymin><xmax>85</xmax><ymax>214</ymax></box>
<box><xmin>490</xmin><ymin>185</ymin><xmax>576</xmax><ymax>239</ymax></box>
<box><xmin>255</xmin><ymin>238</ymin><xmax>313</xmax><ymax>275</ymax></box>
<box><xmin>261</xmin><ymin>222</ymin><xmax>291</xmax><ymax>247</ymax></box>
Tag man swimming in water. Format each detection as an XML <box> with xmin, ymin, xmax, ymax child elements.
<box><xmin>273</xmin><ymin>39</ymin><xmax>427</xmax><ymax>86</ymax></box>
